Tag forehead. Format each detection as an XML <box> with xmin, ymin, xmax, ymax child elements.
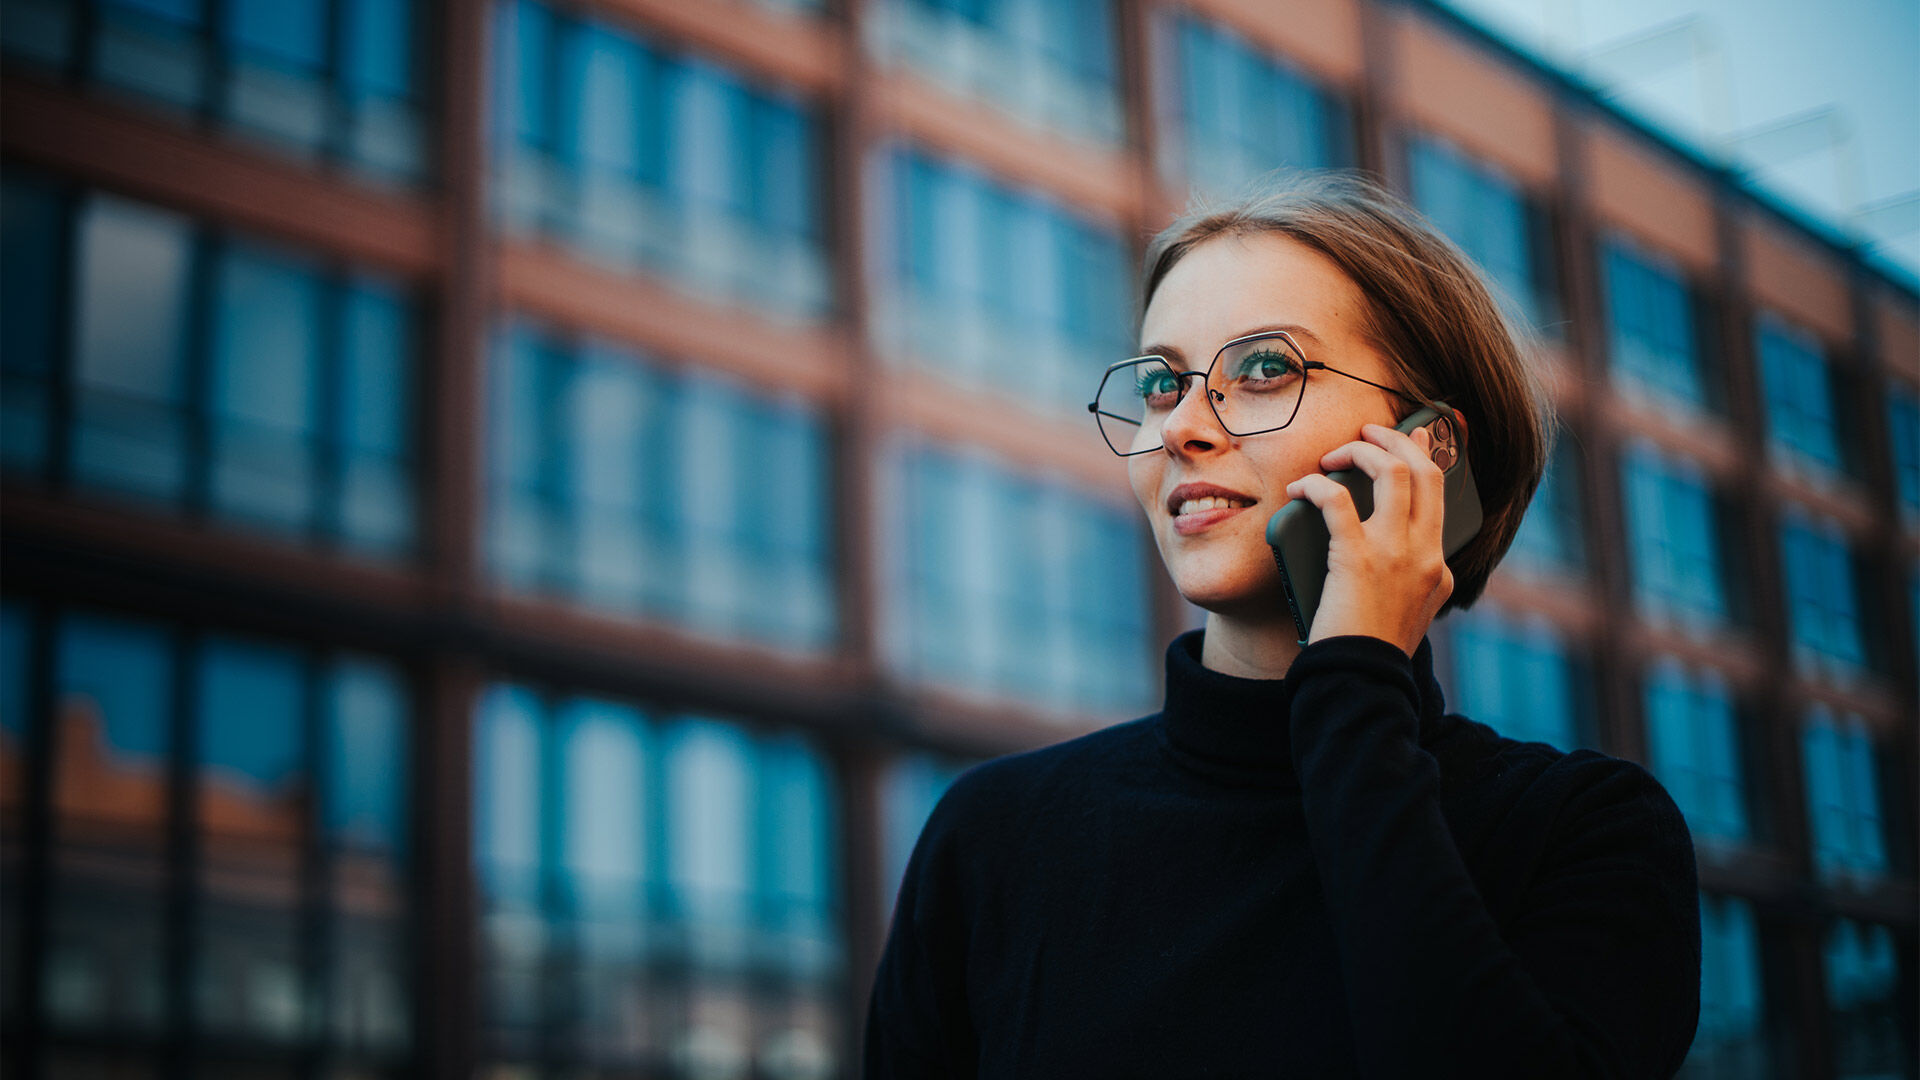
<box><xmin>1139</xmin><ymin>231</ymin><xmax>1367</xmax><ymax>352</ymax></box>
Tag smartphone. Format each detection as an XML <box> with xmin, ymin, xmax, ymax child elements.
<box><xmin>1265</xmin><ymin>404</ymin><xmax>1484</xmax><ymax>645</ymax></box>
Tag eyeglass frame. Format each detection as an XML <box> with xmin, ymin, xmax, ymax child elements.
<box><xmin>1086</xmin><ymin>329</ymin><xmax>1444</xmax><ymax>457</ymax></box>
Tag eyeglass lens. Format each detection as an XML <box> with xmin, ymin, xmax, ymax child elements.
<box><xmin>1092</xmin><ymin>334</ymin><xmax>1309</xmax><ymax>455</ymax></box>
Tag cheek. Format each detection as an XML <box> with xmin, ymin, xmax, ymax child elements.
<box><xmin>1127</xmin><ymin>455</ymin><xmax>1162</xmax><ymax>519</ymax></box>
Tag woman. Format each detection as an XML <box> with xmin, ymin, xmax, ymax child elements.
<box><xmin>865</xmin><ymin>173</ymin><xmax>1701</xmax><ymax>1078</ymax></box>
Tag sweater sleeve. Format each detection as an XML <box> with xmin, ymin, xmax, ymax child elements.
<box><xmin>1287</xmin><ymin>635</ymin><xmax>1701</xmax><ymax>1080</ymax></box>
<box><xmin>863</xmin><ymin>781</ymin><xmax>981</xmax><ymax>1079</ymax></box>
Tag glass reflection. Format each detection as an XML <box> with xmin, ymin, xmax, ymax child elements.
<box><xmin>474</xmin><ymin>691</ymin><xmax>844</xmax><ymax>1077</ymax></box>
<box><xmin>326</xmin><ymin>657</ymin><xmax>411</xmax><ymax>1057</ymax></box>
<box><xmin>194</xmin><ymin>635</ymin><xmax>308</xmax><ymax>1042</ymax></box>
<box><xmin>48</xmin><ymin>612</ymin><xmax>174</xmax><ymax>1034</ymax></box>
<box><xmin>72</xmin><ymin>194</ymin><xmax>194</xmax><ymax>501</ymax></box>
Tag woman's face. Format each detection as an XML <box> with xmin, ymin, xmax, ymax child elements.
<box><xmin>1130</xmin><ymin>231</ymin><xmax>1405</xmax><ymax>617</ymax></box>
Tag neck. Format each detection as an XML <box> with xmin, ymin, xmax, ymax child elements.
<box><xmin>1199</xmin><ymin>610</ymin><xmax>1304</xmax><ymax>680</ymax></box>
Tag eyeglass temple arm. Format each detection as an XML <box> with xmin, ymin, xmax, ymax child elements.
<box><xmin>1305</xmin><ymin>361</ymin><xmax>1453</xmax><ymax>420</ymax></box>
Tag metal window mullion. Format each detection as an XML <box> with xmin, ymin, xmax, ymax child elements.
<box><xmin>69</xmin><ymin>0</ymin><xmax>101</xmax><ymax>84</ymax></box>
<box><xmin>642</xmin><ymin>702</ymin><xmax>676</xmax><ymax>1076</ymax></box>
<box><xmin>165</xmin><ymin>628</ymin><xmax>205</xmax><ymax>1079</ymax></box>
<box><xmin>182</xmin><ymin>230</ymin><xmax>221</xmax><ymax>522</ymax></box>
<box><xmin>200</xmin><ymin>0</ymin><xmax>233</xmax><ymax>134</ymax></box>
<box><xmin>298</xmin><ymin>651</ymin><xmax>332</xmax><ymax>1079</ymax></box>
<box><xmin>7</xmin><ymin>602</ymin><xmax>61</xmax><ymax>1079</ymax></box>
<box><xmin>313</xmin><ymin>275</ymin><xmax>347</xmax><ymax>548</ymax></box>
<box><xmin>535</xmin><ymin>691</ymin><xmax>569</xmax><ymax>1074</ymax></box>
<box><xmin>47</xmin><ymin>177</ymin><xmax>80</xmax><ymax>495</ymax></box>
<box><xmin>322</xmin><ymin>0</ymin><xmax>349</xmax><ymax>167</ymax></box>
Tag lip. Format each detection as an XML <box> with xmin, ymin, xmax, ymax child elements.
<box><xmin>1166</xmin><ymin>482</ymin><xmax>1259</xmax><ymax>536</ymax></box>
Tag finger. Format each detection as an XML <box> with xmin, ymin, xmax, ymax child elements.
<box><xmin>1284</xmin><ymin>473</ymin><xmax>1367</xmax><ymax>546</ymax></box>
<box><xmin>1317</xmin><ymin>437</ymin><xmax>1413</xmax><ymax>537</ymax></box>
<box><xmin>1400</xmin><ymin>425</ymin><xmax>1450</xmax><ymax>550</ymax></box>
<box><xmin>1366</xmin><ymin>423</ymin><xmax>1447</xmax><ymax>548</ymax></box>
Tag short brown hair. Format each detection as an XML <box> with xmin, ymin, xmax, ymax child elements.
<box><xmin>1140</xmin><ymin>171</ymin><xmax>1552</xmax><ymax>613</ymax></box>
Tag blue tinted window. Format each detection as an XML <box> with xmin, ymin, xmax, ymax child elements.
<box><xmin>569</xmin><ymin>341</ymin><xmax>653</xmax><ymax>611</ymax></box>
<box><xmin>1622</xmin><ymin>442</ymin><xmax>1727</xmax><ymax>626</ymax></box>
<box><xmin>92</xmin><ymin>0</ymin><xmax>213</xmax><ymax>109</ymax></box>
<box><xmin>893</xmin><ymin>446</ymin><xmax>1154</xmax><ymax>714</ymax></box>
<box><xmin>1448</xmin><ymin>606</ymin><xmax>1581</xmax><ymax>749</ymax></box>
<box><xmin>198</xmin><ymin>635</ymin><xmax>305</xmax><ymax>796</ymax></box>
<box><xmin>1757</xmin><ymin>314</ymin><xmax>1843</xmax><ymax>474</ymax></box>
<box><xmin>56</xmin><ymin>613</ymin><xmax>173</xmax><ymax>763</ymax></box>
<box><xmin>878</xmin><ymin>0</ymin><xmax>1120</xmax><ymax>142</ymax></box>
<box><xmin>322</xmin><ymin>651</ymin><xmax>411</xmax><ymax>1056</ymax></box>
<box><xmin>73</xmin><ymin>194</ymin><xmax>195</xmax><ymax>501</ymax></box>
<box><xmin>1603</xmin><ymin>237</ymin><xmax>1705</xmax><ymax>410</ymax></box>
<box><xmin>210</xmin><ymin>243</ymin><xmax>324</xmax><ymax>532</ymax></box>
<box><xmin>474</xmin><ymin>684</ymin><xmax>544</xmax><ymax>902</ymax></box>
<box><xmin>0</xmin><ymin>603</ymin><xmax>28</xmax><ymax>744</ymax></box>
<box><xmin>108</xmin><ymin>0</ymin><xmax>203</xmax><ymax>24</ymax></box>
<box><xmin>486</xmin><ymin>323</ymin><xmax>558</xmax><ymax>590</ymax></box>
<box><xmin>226</xmin><ymin>0</ymin><xmax>326</xmax><ymax>68</ymax></box>
<box><xmin>1779</xmin><ymin>510</ymin><xmax>1865</xmax><ymax>672</ymax></box>
<box><xmin>21</xmin><ymin>179</ymin><xmax>418</xmax><ymax>555</ymax></box>
<box><xmin>890</xmin><ymin>146</ymin><xmax>1131</xmax><ymax>411</ymax></box>
<box><xmin>193</xmin><ymin>636</ymin><xmax>331</xmax><ymax>1042</ymax></box>
<box><xmin>664</xmin><ymin>718</ymin><xmax>754</xmax><ymax>943</ymax></box>
<box><xmin>324</xmin><ymin>655</ymin><xmax>407</xmax><ymax>855</ymax></box>
<box><xmin>485</xmin><ymin>322</ymin><xmax>834</xmax><ymax>650</ymax></box>
<box><xmin>557</xmin><ymin>698</ymin><xmax>648</xmax><ymax>911</ymax></box>
<box><xmin>1824</xmin><ymin>920</ymin><xmax>1905</xmax><ymax>1079</ymax></box>
<box><xmin>1506</xmin><ymin>437</ymin><xmax>1585</xmax><ymax>575</ymax></box>
<box><xmin>342</xmin><ymin>0</ymin><xmax>412</xmax><ymax>96</ymax></box>
<box><xmin>1176</xmin><ymin>16</ymin><xmax>1349</xmax><ymax>194</ymax></box>
<box><xmin>50</xmin><ymin>611</ymin><xmax>174</xmax><ymax>1031</ymax></box>
<box><xmin>36</xmin><ymin>0</ymin><xmax>425</xmax><ymax>180</ymax></box>
<box><xmin>1409</xmin><ymin>135</ymin><xmax>1547</xmax><ymax>329</ymax></box>
<box><xmin>1801</xmin><ymin>708</ymin><xmax>1887</xmax><ymax>882</ymax></box>
<box><xmin>493</xmin><ymin>3</ymin><xmax>828</xmax><ymax>315</ymax></box>
<box><xmin>880</xmin><ymin>752</ymin><xmax>969</xmax><ymax>918</ymax></box>
<box><xmin>757</xmin><ymin>733</ymin><xmax>837</xmax><ymax>963</ymax></box>
<box><xmin>499</xmin><ymin>0</ymin><xmax>555</xmax><ymax>149</ymax></box>
<box><xmin>1</xmin><ymin>171</ymin><xmax>65</xmax><ymax>473</ymax></box>
<box><xmin>1887</xmin><ymin>385</ymin><xmax>1919</xmax><ymax>518</ymax></box>
<box><xmin>671</xmin><ymin>59</ymin><xmax>750</xmax><ymax>213</ymax></box>
<box><xmin>751</xmin><ymin>95</ymin><xmax>817</xmax><ymax>240</ymax></box>
<box><xmin>1691</xmin><ymin>894</ymin><xmax>1768</xmax><ymax>1075</ymax></box>
<box><xmin>567</xmin><ymin>23</ymin><xmax>646</xmax><ymax>173</ymax></box>
<box><xmin>37</xmin><ymin>609</ymin><xmax>412</xmax><ymax>1053</ymax></box>
<box><xmin>337</xmin><ymin>277</ymin><xmax>416</xmax><ymax>554</ymax></box>
<box><xmin>1642</xmin><ymin>660</ymin><xmax>1747</xmax><ymax>845</ymax></box>
<box><xmin>471</xmin><ymin>686</ymin><xmax>842</xmax><ymax>1068</ymax></box>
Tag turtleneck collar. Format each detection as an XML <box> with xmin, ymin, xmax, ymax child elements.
<box><xmin>1156</xmin><ymin>628</ymin><xmax>1449</xmax><ymax>786</ymax></box>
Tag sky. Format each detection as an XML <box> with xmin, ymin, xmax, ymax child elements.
<box><xmin>1440</xmin><ymin>0</ymin><xmax>1920</xmax><ymax>282</ymax></box>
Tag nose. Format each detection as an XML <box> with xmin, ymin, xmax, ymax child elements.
<box><xmin>1159</xmin><ymin>375</ymin><xmax>1229</xmax><ymax>457</ymax></box>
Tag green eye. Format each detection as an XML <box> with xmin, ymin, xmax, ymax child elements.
<box><xmin>1233</xmin><ymin>350</ymin><xmax>1300</xmax><ymax>385</ymax></box>
<box><xmin>1135</xmin><ymin>369</ymin><xmax>1183</xmax><ymax>408</ymax></box>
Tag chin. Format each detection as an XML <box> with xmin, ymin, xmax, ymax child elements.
<box><xmin>1168</xmin><ymin>560</ymin><xmax>1286</xmax><ymax>618</ymax></box>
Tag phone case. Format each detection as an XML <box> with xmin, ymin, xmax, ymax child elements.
<box><xmin>1264</xmin><ymin>405</ymin><xmax>1484</xmax><ymax>645</ymax></box>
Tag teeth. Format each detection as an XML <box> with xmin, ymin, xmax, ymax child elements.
<box><xmin>1176</xmin><ymin>496</ymin><xmax>1251</xmax><ymax>515</ymax></box>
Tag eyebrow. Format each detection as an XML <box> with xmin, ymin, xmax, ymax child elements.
<box><xmin>1139</xmin><ymin>324</ymin><xmax>1327</xmax><ymax>368</ymax></box>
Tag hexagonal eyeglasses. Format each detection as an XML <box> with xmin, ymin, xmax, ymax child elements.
<box><xmin>1086</xmin><ymin>329</ymin><xmax>1431</xmax><ymax>457</ymax></box>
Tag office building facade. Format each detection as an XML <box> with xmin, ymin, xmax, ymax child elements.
<box><xmin>1</xmin><ymin>0</ymin><xmax>1913</xmax><ymax>1076</ymax></box>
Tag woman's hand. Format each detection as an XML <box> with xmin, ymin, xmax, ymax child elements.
<box><xmin>1284</xmin><ymin>422</ymin><xmax>1454</xmax><ymax>657</ymax></box>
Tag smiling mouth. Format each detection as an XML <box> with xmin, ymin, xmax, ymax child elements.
<box><xmin>1174</xmin><ymin>495</ymin><xmax>1255</xmax><ymax>516</ymax></box>
<box><xmin>1169</xmin><ymin>494</ymin><xmax>1257</xmax><ymax>535</ymax></box>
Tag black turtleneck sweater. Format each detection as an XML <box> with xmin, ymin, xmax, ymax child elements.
<box><xmin>864</xmin><ymin>632</ymin><xmax>1701</xmax><ymax>1078</ymax></box>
